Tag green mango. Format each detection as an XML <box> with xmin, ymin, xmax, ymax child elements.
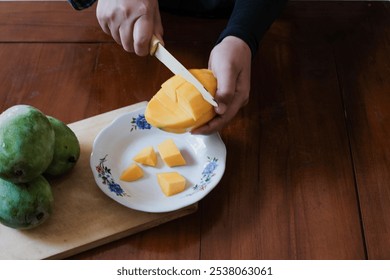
<box><xmin>0</xmin><ymin>175</ymin><xmax>53</xmax><ymax>229</ymax></box>
<box><xmin>0</xmin><ymin>105</ymin><xmax>55</xmax><ymax>183</ymax></box>
<box><xmin>44</xmin><ymin>116</ymin><xmax>80</xmax><ymax>176</ymax></box>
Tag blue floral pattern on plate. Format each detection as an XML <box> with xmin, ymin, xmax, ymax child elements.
<box><xmin>130</xmin><ymin>114</ymin><xmax>151</xmax><ymax>131</ymax></box>
<box><xmin>187</xmin><ymin>157</ymin><xmax>219</xmax><ymax>196</ymax></box>
<box><xmin>90</xmin><ymin>102</ymin><xmax>226</xmax><ymax>213</ymax></box>
<box><xmin>95</xmin><ymin>155</ymin><xmax>129</xmax><ymax>197</ymax></box>
<box><xmin>95</xmin><ymin>114</ymin><xmax>152</xmax><ymax>196</ymax></box>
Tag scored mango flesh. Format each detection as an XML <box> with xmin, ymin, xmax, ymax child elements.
<box><xmin>145</xmin><ymin>69</ymin><xmax>217</xmax><ymax>133</ymax></box>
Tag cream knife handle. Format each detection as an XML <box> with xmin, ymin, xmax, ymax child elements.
<box><xmin>150</xmin><ymin>35</ymin><xmax>161</xmax><ymax>56</ymax></box>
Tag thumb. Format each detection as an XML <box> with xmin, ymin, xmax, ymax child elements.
<box><xmin>213</xmin><ymin>69</ymin><xmax>237</xmax><ymax>115</ymax></box>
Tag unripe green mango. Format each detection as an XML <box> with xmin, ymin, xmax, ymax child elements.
<box><xmin>0</xmin><ymin>105</ymin><xmax>55</xmax><ymax>183</ymax></box>
<box><xmin>44</xmin><ymin>116</ymin><xmax>80</xmax><ymax>176</ymax></box>
<box><xmin>0</xmin><ymin>175</ymin><xmax>53</xmax><ymax>229</ymax></box>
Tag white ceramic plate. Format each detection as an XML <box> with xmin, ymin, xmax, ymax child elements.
<box><xmin>90</xmin><ymin>104</ymin><xmax>226</xmax><ymax>213</ymax></box>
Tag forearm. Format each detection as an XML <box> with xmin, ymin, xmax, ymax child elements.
<box><xmin>217</xmin><ymin>0</ymin><xmax>288</xmax><ymax>57</ymax></box>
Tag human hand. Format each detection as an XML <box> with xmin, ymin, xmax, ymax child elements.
<box><xmin>96</xmin><ymin>0</ymin><xmax>163</xmax><ymax>56</ymax></box>
<box><xmin>191</xmin><ymin>36</ymin><xmax>252</xmax><ymax>134</ymax></box>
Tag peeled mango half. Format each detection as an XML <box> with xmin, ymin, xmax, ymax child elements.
<box><xmin>145</xmin><ymin>69</ymin><xmax>217</xmax><ymax>133</ymax></box>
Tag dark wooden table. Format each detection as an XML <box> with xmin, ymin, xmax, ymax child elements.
<box><xmin>0</xmin><ymin>1</ymin><xmax>389</xmax><ymax>260</ymax></box>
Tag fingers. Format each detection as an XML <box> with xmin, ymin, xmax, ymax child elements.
<box><xmin>97</xmin><ymin>4</ymin><xmax>132</xmax><ymax>50</ymax></box>
<box><xmin>132</xmin><ymin>15</ymin><xmax>153</xmax><ymax>55</ymax></box>
<box><xmin>191</xmin><ymin>80</ymin><xmax>248</xmax><ymax>135</ymax></box>
<box><xmin>96</xmin><ymin>0</ymin><xmax>163</xmax><ymax>55</ymax></box>
<box><xmin>153</xmin><ymin>7</ymin><xmax>164</xmax><ymax>42</ymax></box>
<box><xmin>193</xmin><ymin>36</ymin><xmax>251</xmax><ymax>135</ymax></box>
<box><xmin>118</xmin><ymin>19</ymin><xmax>134</xmax><ymax>52</ymax></box>
<box><xmin>133</xmin><ymin>10</ymin><xmax>164</xmax><ymax>56</ymax></box>
<box><xmin>191</xmin><ymin>101</ymin><xmax>242</xmax><ymax>135</ymax></box>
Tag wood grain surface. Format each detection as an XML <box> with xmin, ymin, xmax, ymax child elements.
<box><xmin>0</xmin><ymin>1</ymin><xmax>389</xmax><ymax>259</ymax></box>
<box><xmin>0</xmin><ymin>104</ymin><xmax>198</xmax><ymax>260</ymax></box>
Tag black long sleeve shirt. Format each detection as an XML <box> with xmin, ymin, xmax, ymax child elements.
<box><xmin>67</xmin><ymin>0</ymin><xmax>287</xmax><ymax>56</ymax></box>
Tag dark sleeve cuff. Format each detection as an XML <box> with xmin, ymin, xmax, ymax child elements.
<box><xmin>217</xmin><ymin>0</ymin><xmax>288</xmax><ymax>57</ymax></box>
<box><xmin>217</xmin><ymin>27</ymin><xmax>257</xmax><ymax>58</ymax></box>
<box><xmin>67</xmin><ymin>0</ymin><xmax>97</xmax><ymax>10</ymax></box>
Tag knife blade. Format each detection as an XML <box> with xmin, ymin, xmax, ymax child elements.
<box><xmin>150</xmin><ymin>35</ymin><xmax>218</xmax><ymax>107</ymax></box>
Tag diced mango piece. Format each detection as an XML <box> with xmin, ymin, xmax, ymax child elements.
<box><xmin>120</xmin><ymin>163</ymin><xmax>143</xmax><ymax>182</ymax></box>
<box><xmin>157</xmin><ymin>172</ymin><xmax>186</xmax><ymax>196</ymax></box>
<box><xmin>157</xmin><ymin>139</ymin><xmax>186</xmax><ymax>167</ymax></box>
<box><xmin>145</xmin><ymin>69</ymin><xmax>217</xmax><ymax>133</ymax></box>
<box><xmin>133</xmin><ymin>146</ymin><xmax>157</xmax><ymax>167</ymax></box>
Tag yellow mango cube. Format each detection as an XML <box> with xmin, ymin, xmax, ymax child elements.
<box><xmin>133</xmin><ymin>146</ymin><xmax>157</xmax><ymax>166</ymax></box>
<box><xmin>157</xmin><ymin>139</ymin><xmax>186</xmax><ymax>167</ymax></box>
<box><xmin>157</xmin><ymin>172</ymin><xmax>186</xmax><ymax>196</ymax></box>
<box><xmin>120</xmin><ymin>163</ymin><xmax>143</xmax><ymax>182</ymax></box>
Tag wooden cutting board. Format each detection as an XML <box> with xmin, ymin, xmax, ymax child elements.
<box><xmin>0</xmin><ymin>102</ymin><xmax>197</xmax><ymax>260</ymax></box>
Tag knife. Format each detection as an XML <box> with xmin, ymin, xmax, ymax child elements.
<box><xmin>150</xmin><ymin>35</ymin><xmax>218</xmax><ymax>107</ymax></box>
